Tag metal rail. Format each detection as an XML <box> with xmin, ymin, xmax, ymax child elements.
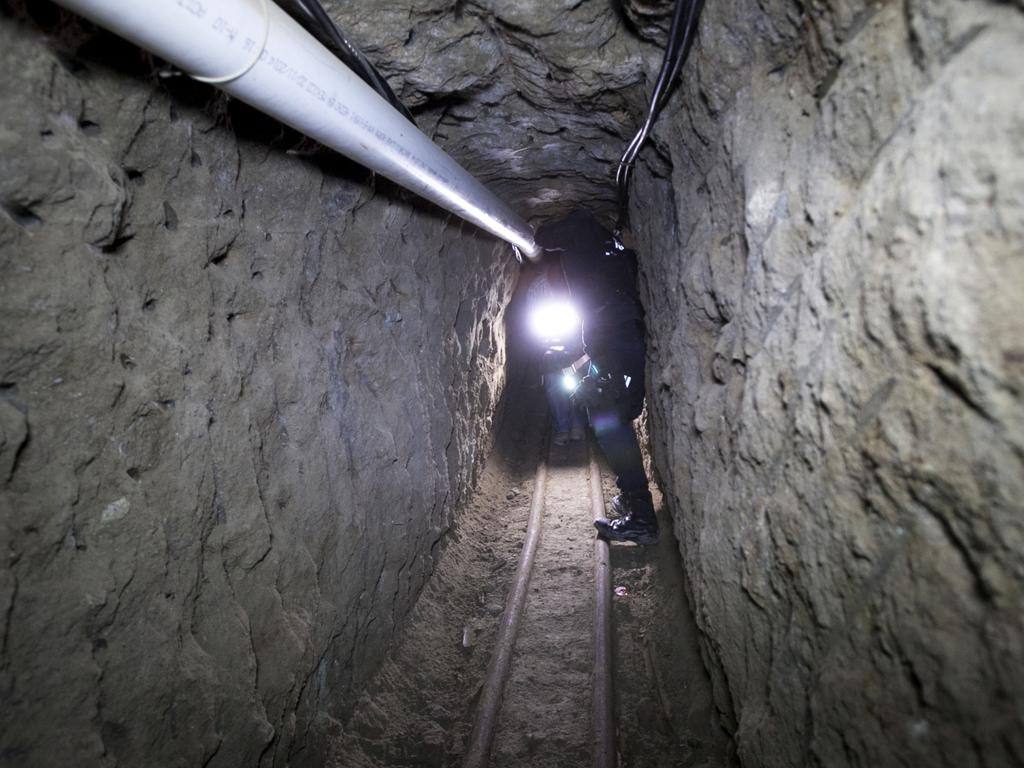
<box><xmin>462</xmin><ymin>437</ymin><xmax>549</xmax><ymax>768</ymax></box>
<box><xmin>463</xmin><ymin>433</ymin><xmax>617</xmax><ymax>767</ymax></box>
<box><xmin>589</xmin><ymin>444</ymin><xmax>616</xmax><ymax>768</ymax></box>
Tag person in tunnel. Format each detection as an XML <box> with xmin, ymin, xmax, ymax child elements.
<box><xmin>526</xmin><ymin>271</ymin><xmax>587</xmax><ymax>446</ymax></box>
<box><xmin>534</xmin><ymin>209</ymin><xmax>658</xmax><ymax>545</ymax></box>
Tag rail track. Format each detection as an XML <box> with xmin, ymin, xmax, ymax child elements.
<box><xmin>330</xmin><ymin>392</ymin><xmax>728</xmax><ymax>768</ymax></box>
<box><xmin>462</xmin><ymin>430</ymin><xmax>616</xmax><ymax>768</ymax></box>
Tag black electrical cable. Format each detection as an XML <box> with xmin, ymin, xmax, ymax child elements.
<box><xmin>615</xmin><ymin>0</ymin><xmax>704</xmax><ymax>233</ymax></box>
<box><xmin>286</xmin><ymin>0</ymin><xmax>416</xmax><ymax>124</ymax></box>
<box><xmin>615</xmin><ymin>0</ymin><xmax>702</xmax><ymax>231</ymax></box>
<box><xmin>657</xmin><ymin>0</ymin><xmax>703</xmax><ymax>115</ymax></box>
<box><xmin>619</xmin><ymin>0</ymin><xmax>701</xmax><ymax>176</ymax></box>
<box><xmin>617</xmin><ymin>0</ymin><xmax>692</xmax><ymax>168</ymax></box>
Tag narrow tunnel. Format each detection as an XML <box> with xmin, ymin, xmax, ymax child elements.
<box><xmin>1</xmin><ymin>1</ymin><xmax>1022</xmax><ymax>767</ymax></box>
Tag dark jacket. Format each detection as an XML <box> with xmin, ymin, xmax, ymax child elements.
<box><xmin>534</xmin><ymin>210</ymin><xmax>645</xmax><ymax>377</ymax></box>
<box><xmin>534</xmin><ymin>210</ymin><xmax>646</xmax><ymax>420</ymax></box>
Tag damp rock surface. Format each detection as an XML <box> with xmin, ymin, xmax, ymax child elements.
<box><xmin>633</xmin><ymin>1</ymin><xmax>1024</xmax><ymax>766</ymax></box>
<box><xmin>0</xmin><ymin>4</ymin><xmax>518</xmax><ymax>765</ymax></box>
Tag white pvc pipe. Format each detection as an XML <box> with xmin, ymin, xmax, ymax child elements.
<box><xmin>54</xmin><ymin>0</ymin><xmax>541</xmax><ymax>260</ymax></box>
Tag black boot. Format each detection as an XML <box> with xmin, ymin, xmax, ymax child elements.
<box><xmin>595</xmin><ymin>491</ymin><xmax>658</xmax><ymax>545</ymax></box>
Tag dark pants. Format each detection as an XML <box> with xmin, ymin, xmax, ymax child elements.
<box><xmin>543</xmin><ymin>374</ymin><xmax>584</xmax><ymax>434</ymax></box>
<box><xmin>586</xmin><ymin>333</ymin><xmax>648</xmax><ymax>496</ymax></box>
<box><xmin>589</xmin><ymin>403</ymin><xmax>648</xmax><ymax>494</ymax></box>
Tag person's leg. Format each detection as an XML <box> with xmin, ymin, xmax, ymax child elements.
<box><xmin>589</xmin><ymin>413</ymin><xmax>647</xmax><ymax>493</ymax></box>
<box><xmin>543</xmin><ymin>374</ymin><xmax>572</xmax><ymax>440</ymax></box>
<box><xmin>588</xmin><ymin>403</ymin><xmax>658</xmax><ymax>544</ymax></box>
<box><xmin>569</xmin><ymin>401</ymin><xmax>586</xmax><ymax>440</ymax></box>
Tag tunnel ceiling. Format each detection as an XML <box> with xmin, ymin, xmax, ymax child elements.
<box><xmin>324</xmin><ymin>0</ymin><xmax>666</xmax><ymax>218</ymax></box>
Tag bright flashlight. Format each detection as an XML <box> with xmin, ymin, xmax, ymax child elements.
<box><xmin>561</xmin><ymin>372</ymin><xmax>578</xmax><ymax>392</ymax></box>
<box><xmin>528</xmin><ymin>301</ymin><xmax>580</xmax><ymax>342</ymax></box>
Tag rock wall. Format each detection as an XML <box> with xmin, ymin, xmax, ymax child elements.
<box><xmin>0</xmin><ymin>5</ymin><xmax>516</xmax><ymax>765</ymax></box>
<box><xmin>5</xmin><ymin>0</ymin><xmax>1020</xmax><ymax>765</ymax></box>
<box><xmin>633</xmin><ymin>0</ymin><xmax>1024</xmax><ymax>765</ymax></box>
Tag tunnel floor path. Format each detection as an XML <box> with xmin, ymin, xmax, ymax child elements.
<box><xmin>329</xmin><ymin>380</ymin><xmax>733</xmax><ymax>768</ymax></box>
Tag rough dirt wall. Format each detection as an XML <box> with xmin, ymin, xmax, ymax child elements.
<box><xmin>0</xmin><ymin>5</ymin><xmax>518</xmax><ymax>765</ymax></box>
<box><xmin>632</xmin><ymin>0</ymin><xmax>1024</xmax><ymax>766</ymax></box>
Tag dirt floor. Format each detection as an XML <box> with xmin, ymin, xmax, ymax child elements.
<box><xmin>489</xmin><ymin>433</ymin><xmax>594</xmax><ymax>767</ymax></box>
<box><xmin>329</xmin><ymin>378</ymin><xmax>734</xmax><ymax>767</ymax></box>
